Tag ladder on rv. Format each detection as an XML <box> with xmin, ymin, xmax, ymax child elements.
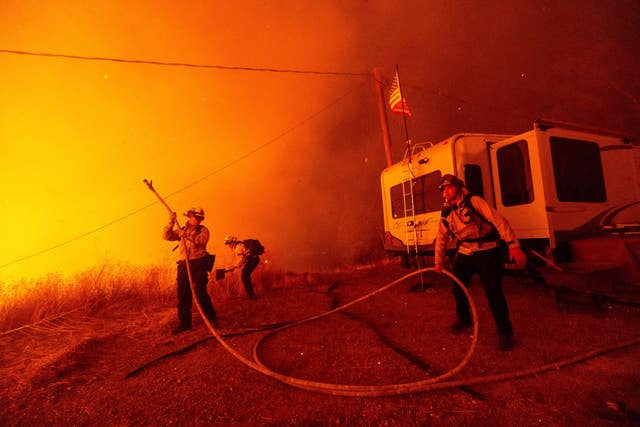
<box><xmin>401</xmin><ymin>141</ymin><xmax>431</xmax><ymax>291</ymax></box>
<box><xmin>401</xmin><ymin>160</ymin><xmax>419</xmax><ymax>258</ymax></box>
<box><xmin>401</xmin><ymin>140</ymin><xmax>433</xmax><ymax>258</ymax></box>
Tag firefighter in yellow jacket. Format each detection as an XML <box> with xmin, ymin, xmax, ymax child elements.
<box><xmin>434</xmin><ymin>175</ymin><xmax>526</xmax><ymax>351</ymax></box>
<box><xmin>163</xmin><ymin>206</ymin><xmax>218</xmax><ymax>333</ymax></box>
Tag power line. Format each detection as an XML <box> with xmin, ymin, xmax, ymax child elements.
<box><xmin>0</xmin><ymin>48</ymin><xmax>532</xmax><ymax>118</ymax></box>
<box><xmin>0</xmin><ymin>203</ymin><xmax>157</xmax><ymax>270</ymax></box>
<box><xmin>0</xmin><ymin>49</ymin><xmax>373</xmax><ymax>77</ymax></box>
<box><xmin>0</xmin><ymin>48</ymin><xmax>472</xmax><ymax>109</ymax></box>
<box><xmin>0</xmin><ymin>83</ymin><xmax>368</xmax><ymax>270</ymax></box>
<box><xmin>165</xmin><ymin>83</ymin><xmax>364</xmax><ymax>197</ymax></box>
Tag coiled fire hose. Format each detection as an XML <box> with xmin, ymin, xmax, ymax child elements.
<box><xmin>144</xmin><ymin>180</ymin><xmax>640</xmax><ymax>397</ymax></box>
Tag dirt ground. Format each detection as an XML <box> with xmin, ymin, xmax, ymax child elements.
<box><xmin>1</xmin><ymin>262</ymin><xmax>639</xmax><ymax>426</ymax></box>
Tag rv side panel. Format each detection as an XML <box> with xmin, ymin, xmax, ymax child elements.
<box><xmin>534</xmin><ymin>126</ymin><xmax>640</xmax><ymax>245</ymax></box>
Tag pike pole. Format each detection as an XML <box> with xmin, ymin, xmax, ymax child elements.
<box><xmin>143</xmin><ymin>179</ymin><xmax>219</xmax><ymax>330</ymax></box>
<box><xmin>143</xmin><ymin>179</ymin><xmax>175</xmax><ymax>218</ymax></box>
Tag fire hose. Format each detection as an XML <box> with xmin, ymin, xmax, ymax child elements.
<box><xmin>144</xmin><ymin>180</ymin><xmax>640</xmax><ymax>397</ymax></box>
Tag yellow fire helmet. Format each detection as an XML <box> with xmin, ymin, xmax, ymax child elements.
<box><xmin>223</xmin><ymin>235</ymin><xmax>238</xmax><ymax>245</ymax></box>
<box><xmin>438</xmin><ymin>174</ymin><xmax>465</xmax><ymax>190</ymax></box>
<box><xmin>184</xmin><ymin>206</ymin><xmax>205</xmax><ymax>220</ymax></box>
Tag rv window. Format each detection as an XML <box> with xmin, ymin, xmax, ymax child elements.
<box><xmin>390</xmin><ymin>183</ymin><xmax>406</xmax><ymax>218</ymax></box>
<box><xmin>464</xmin><ymin>164</ymin><xmax>484</xmax><ymax>198</ymax></box>
<box><xmin>423</xmin><ymin>172</ymin><xmax>444</xmax><ymax>212</ymax></box>
<box><xmin>390</xmin><ymin>172</ymin><xmax>442</xmax><ymax>218</ymax></box>
<box><xmin>550</xmin><ymin>137</ymin><xmax>606</xmax><ymax>202</ymax></box>
<box><xmin>496</xmin><ymin>140</ymin><xmax>533</xmax><ymax>206</ymax></box>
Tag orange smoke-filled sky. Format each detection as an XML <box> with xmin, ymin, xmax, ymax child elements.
<box><xmin>1</xmin><ymin>1</ymin><xmax>639</xmax><ymax>282</ymax></box>
<box><xmin>0</xmin><ymin>1</ymin><xmax>385</xmax><ymax>281</ymax></box>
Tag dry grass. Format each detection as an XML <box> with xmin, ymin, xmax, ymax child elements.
<box><xmin>0</xmin><ymin>257</ymin><xmax>359</xmax><ymax>333</ymax></box>
<box><xmin>0</xmin><ymin>262</ymin><xmax>176</xmax><ymax>333</ymax></box>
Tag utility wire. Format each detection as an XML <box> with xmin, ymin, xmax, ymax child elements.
<box><xmin>0</xmin><ymin>49</ymin><xmax>372</xmax><ymax>77</ymax></box>
<box><xmin>0</xmin><ymin>202</ymin><xmax>157</xmax><ymax>269</ymax></box>
<box><xmin>0</xmin><ymin>83</ymin><xmax>367</xmax><ymax>270</ymax></box>
<box><xmin>164</xmin><ymin>82</ymin><xmax>365</xmax><ymax>198</ymax></box>
<box><xmin>1</xmin><ymin>49</ymin><xmax>501</xmax><ymax>116</ymax></box>
<box><xmin>1</xmin><ymin>48</ymin><xmax>536</xmax><ymax>122</ymax></box>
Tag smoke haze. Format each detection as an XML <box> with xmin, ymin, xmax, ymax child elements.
<box><xmin>1</xmin><ymin>1</ymin><xmax>639</xmax><ymax>280</ymax></box>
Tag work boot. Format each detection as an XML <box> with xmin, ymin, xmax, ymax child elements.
<box><xmin>449</xmin><ymin>320</ymin><xmax>473</xmax><ymax>335</ymax></box>
<box><xmin>172</xmin><ymin>325</ymin><xmax>192</xmax><ymax>335</ymax></box>
<box><xmin>498</xmin><ymin>335</ymin><xmax>514</xmax><ymax>352</ymax></box>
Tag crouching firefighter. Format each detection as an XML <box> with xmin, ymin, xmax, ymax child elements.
<box><xmin>434</xmin><ymin>174</ymin><xmax>527</xmax><ymax>351</ymax></box>
<box><xmin>162</xmin><ymin>206</ymin><xmax>218</xmax><ymax>333</ymax></box>
<box><xmin>223</xmin><ymin>236</ymin><xmax>262</xmax><ymax>299</ymax></box>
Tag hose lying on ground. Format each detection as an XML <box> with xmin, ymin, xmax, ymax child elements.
<box><xmin>189</xmin><ymin>267</ymin><xmax>640</xmax><ymax>397</ymax></box>
<box><xmin>124</xmin><ymin>321</ymin><xmax>294</xmax><ymax>379</ymax></box>
<box><xmin>183</xmin><ymin>268</ymin><xmax>481</xmax><ymax>396</ymax></box>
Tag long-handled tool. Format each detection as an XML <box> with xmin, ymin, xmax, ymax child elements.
<box><xmin>529</xmin><ymin>249</ymin><xmax>565</xmax><ymax>272</ymax></box>
<box><xmin>215</xmin><ymin>266</ymin><xmax>237</xmax><ymax>280</ymax></box>
<box><xmin>144</xmin><ymin>179</ymin><xmax>180</xmax><ymax>251</ymax></box>
<box><xmin>143</xmin><ymin>179</ymin><xmax>176</xmax><ymax>220</ymax></box>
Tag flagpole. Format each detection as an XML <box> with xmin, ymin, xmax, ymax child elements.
<box><xmin>395</xmin><ymin>65</ymin><xmax>411</xmax><ymax>160</ymax></box>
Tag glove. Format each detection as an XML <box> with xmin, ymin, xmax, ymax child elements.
<box><xmin>510</xmin><ymin>247</ymin><xmax>527</xmax><ymax>268</ymax></box>
<box><xmin>169</xmin><ymin>212</ymin><xmax>177</xmax><ymax>223</ymax></box>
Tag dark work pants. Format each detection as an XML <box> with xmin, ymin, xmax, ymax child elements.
<box><xmin>451</xmin><ymin>247</ymin><xmax>513</xmax><ymax>337</ymax></box>
<box><xmin>241</xmin><ymin>256</ymin><xmax>260</xmax><ymax>298</ymax></box>
<box><xmin>176</xmin><ymin>258</ymin><xmax>217</xmax><ymax>329</ymax></box>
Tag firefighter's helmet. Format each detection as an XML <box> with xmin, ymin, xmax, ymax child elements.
<box><xmin>223</xmin><ymin>235</ymin><xmax>238</xmax><ymax>245</ymax></box>
<box><xmin>438</xmin><ymin>174</ymin><xmax>465</xmax><ymax>190</ymax></box>
<box><xmin>184</xmin><ymin>206</ymin><xmax>205</xmax><ymax>220</ymax></box>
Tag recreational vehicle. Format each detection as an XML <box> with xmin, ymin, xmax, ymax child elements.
<box><xmin>380</xmin><ymin>119</ymin><xmax>640</xmax><ymax>288</ymax></box>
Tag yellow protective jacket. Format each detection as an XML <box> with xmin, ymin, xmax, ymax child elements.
<box><xmin>162</xmin><ymin>222</ymin><xmax>209</xmax><ymax>261</ymax></box>
<box><xmin>435</xmin><ymin>192</ymin><xmax>520</xmax><ymax>266</ymax></box>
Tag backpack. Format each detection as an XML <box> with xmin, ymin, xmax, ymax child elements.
<box><xmin>243</xmin><ymin>239</ymin><xmax>265</xmax><ymax>256</ymax></box>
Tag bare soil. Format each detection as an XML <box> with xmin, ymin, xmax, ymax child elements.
<box><xmin>1</xmin><ymin>262</ymin><xmax>639</xmax><ymax>426</ymax></box>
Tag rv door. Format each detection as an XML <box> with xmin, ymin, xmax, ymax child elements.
<box><xmin>488</xmin><ymin>134</ymin><xmax>551</xmax><ymax>243</ymax></box>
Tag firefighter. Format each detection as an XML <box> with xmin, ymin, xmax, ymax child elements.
<box><xmin>223</xmin><ymin>236</ymin><xmax>259</xmax><ymax>299</ymax></box>
<box><xmin>434</xmin><ymin>174</ymin><xmax>527</xmax><ymax>351</ymax></box>
<box><xmin>163</xmin><ymin>206</ymin><xmax>218</xmax><ymax>333</ymax></box>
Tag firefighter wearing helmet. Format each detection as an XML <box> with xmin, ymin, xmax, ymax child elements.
<box><xmin>434</xmin><ymin>174</ymin><xmax>527</xmax><ymax>351</ymax></box>
<box><xmin>162</xmin><ymin>205</ymin><xmax>219</xmax><ymax>333</ymax></box>
<box><xmin>223</xmin><ymin>235</ymin><xmax>259</xmax><ymax>299</ymax></box>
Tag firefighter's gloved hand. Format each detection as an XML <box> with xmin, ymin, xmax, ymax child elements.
<box><xmin>510</xmin><ymin>247</ymin><xmax>527</xmax><ymax>268</ymax></box>
<box><xmin>169</xmin><ymin>212</ymin><xmax>177</xmax><ymax>223</ymax></box>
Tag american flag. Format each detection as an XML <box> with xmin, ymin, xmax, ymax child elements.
<box><xmin>388</xmin><ymin>71</ymin><xmax>411</xmax><ymax>116</ymax></box>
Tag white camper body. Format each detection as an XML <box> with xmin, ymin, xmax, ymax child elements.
<box><xmin>380</xmin><ymin>119</ymin><xmax>640</xmax><ymax>262</ymax></box>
